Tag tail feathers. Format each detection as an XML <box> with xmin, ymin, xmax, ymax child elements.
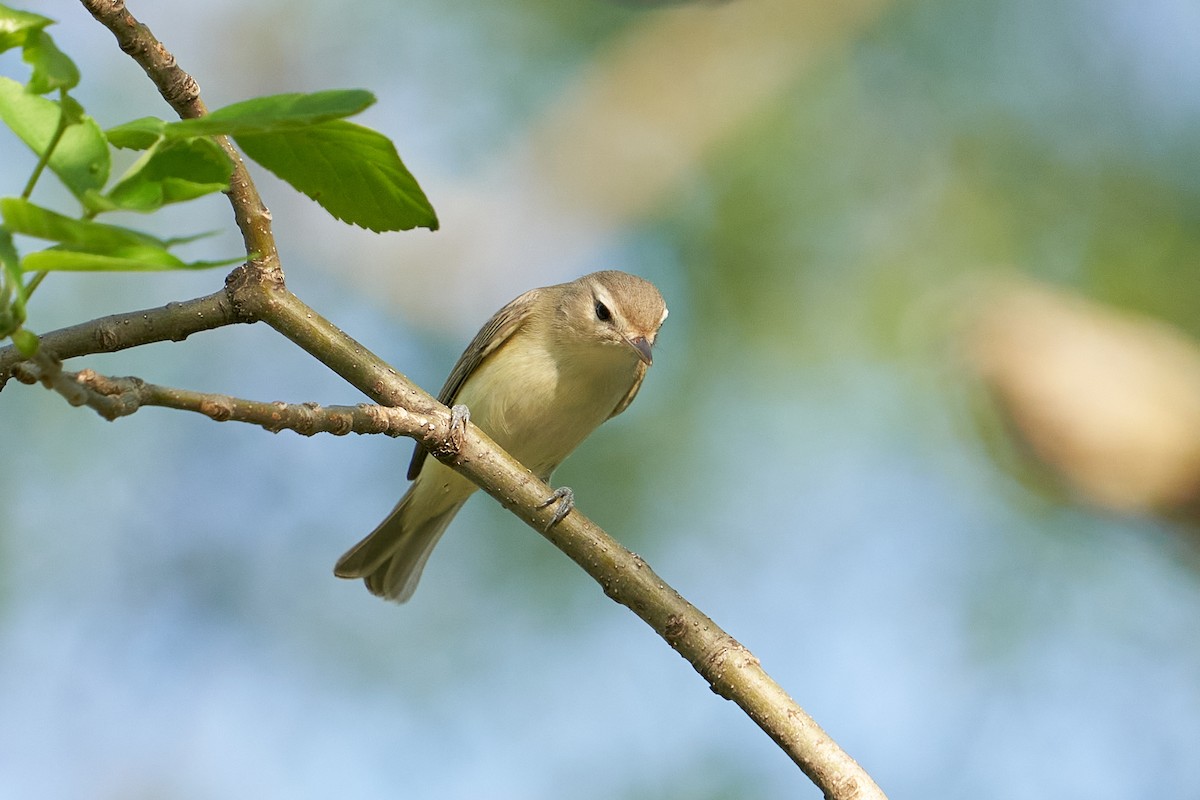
<box><xmin>335</xmin><ymin>493</ymin><xmax>465</xmax><ymax>603</ymax></box>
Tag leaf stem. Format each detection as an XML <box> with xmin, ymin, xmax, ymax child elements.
<box><xmin>24</xmin><ymin>270</ymin><xmax>47</xmax><ymax>297</ymax></box>
<box><xmin>21</xmin><ymin>88</ymin><xmax>73</xmax><ymax>200</ymax></box>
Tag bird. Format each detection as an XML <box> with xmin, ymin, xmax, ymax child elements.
<box><xmin>334</xmin><ymin>270</ymin><xmax>668</xmax><ymax>602</ymax></box>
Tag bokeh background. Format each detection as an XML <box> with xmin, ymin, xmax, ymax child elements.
<box><xmin>4</xmin><ymin>0</ymin><xmax>1200</xmax><ymax>797</ymax></box>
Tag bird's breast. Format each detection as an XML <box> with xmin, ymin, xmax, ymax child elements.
<box><xmin>453</xmin><ymin>337</ymin><xmax>638</xmax><ymax>479</ymax></box>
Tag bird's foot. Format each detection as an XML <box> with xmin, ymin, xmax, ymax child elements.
<box><xmin>448</xmin><ymin>404</ymin><xmax>470</xmax><ymax>451</ymax></box>
<box><xmin>537</xmin><ymin>486</ymin><xmax>575</xmax><ymax>530</ymax></box>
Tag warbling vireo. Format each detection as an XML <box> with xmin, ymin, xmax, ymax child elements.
<box><xmin>334</xmin><ymin>270</ymin><xmax>668</xmax><ymax>602</ymax></box>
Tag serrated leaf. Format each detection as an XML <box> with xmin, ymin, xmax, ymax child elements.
<box><xmin>235</xmin><ymin>120</ymin><xmax>438</xmax><ymax>232</ymax></box>
<box><xmin>0</xmin><ymin>76</ymin><xmax>109</xmax><ymax>199</ymax></box>
<box><xmin>165</xmin><ymin>90</ymin><xmax>376</xmax><ymax>138</ymax></box>
<box><xmin>24</xmin><ymin>29</ymin><xmax>79</xmax><ymax>93</ymax></box>
<box><xmin>21</xmin><ymin>245</ymin><xmax>186</xmax><ymax>272</ymax></box>
<box><xmin>0</xmin><ymin>5</ymin><xmax>52</xmax><ymax>54</ymax></box>
<box><xmin>106</xmin><ymin>137</ymin><xmax>233</xmax><ymax>212</ymax></box>
<box><xmin>1</xmin><ymin>197</ymin><xmax>166</xmax><ymax>251</ymax></box>
<box><xmin>106</xmin><ymin>116</ymin><xmax>166</xmax><ymax>150</ymax></box>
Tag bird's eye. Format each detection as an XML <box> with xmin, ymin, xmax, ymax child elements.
<box><xmin>594</xmin><ymin>300</ymin><xmax>612</xmax><ymax>322</ymax></box>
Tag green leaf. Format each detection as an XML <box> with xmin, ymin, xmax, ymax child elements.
<box><xmin>105</xmin><ymin>116</ymin><xmax>166</xmax><ymax>150</ymax></box>
<box><xmin>165</xmin><ymin>89</ymin><xmax>376</xmax><ymax>138</ymax></box>
<box><xmin>9</xmin><ymin>326</ymin><xmax>37</xmax><ymax>355</ymax></box>
<box><xmin>174</xmin><ymin>254</ymin><xmax>244</xmax><ymax>270</ymax></box>
<box><xmin>106</xmin><ymin>137</ymin><xmax>233</xmax><ymax>212</ymax></box>
<box><xmin>0</xmin><ymin>225</ymin><xmax>20</xmax><ymax>285</ymax></box>
<box><xmin>107</xmin><ymin>89</ymin><xmax>377</xmax><ymax>149</ymax></box>
<box><xmin>235</xmin><ymin>120</ymin><xmax>438</xmax><ymax>232</ymax></box>
<box><xmin>20</xmin><ymin>246</ymin><xmax>186</xmax><ymax>272</ymax></box>
<box><xmin>0</xmin><ymin>76</ymin><xmax>109</xmax><ymax>199</ymax></box>
<box><xmin>19</xmin><ymin>247</ymin><xmax>234</xmax><ymax>272</ymax></box>
<box><xmin>1</xmin><ymin>197</ymin><xmax>166</xmax><ymax>251</ymax></box>
<box><xmin>0</xmin><ymin>225</ymin><xmax>23</xmax><ymax>324</ymax></box>
<box><xmin>9</xmin><ymin>326</ymin><xmax>37</xmax><ymax>354</ymax></box>
<box><xmin>0</xmin><ymin>5</ymin><xmax>52</xmax><ymax>54</ymax></box>
<box><xmin>23</xmin><ymin>29</ymin><xmax>79</xmax><ymax>93</ymax></box>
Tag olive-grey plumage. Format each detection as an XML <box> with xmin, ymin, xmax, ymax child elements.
<box><xmin>334</xmin><ymin>270</ymin><xmax>668</xmax><ymax>602</ymax></box>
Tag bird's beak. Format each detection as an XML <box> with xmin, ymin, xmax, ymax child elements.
<box><xmin>627</xmin><ymin>335</ymin><xmax>653</xmax><ymax>365</ymax></box>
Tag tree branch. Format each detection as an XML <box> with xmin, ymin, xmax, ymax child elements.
<box><xmin>8</xmin><ymin>3</ymin><xmax>893</xmax><ymax>797</ymax></box>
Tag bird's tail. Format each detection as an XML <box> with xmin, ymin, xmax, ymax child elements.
<box><xmin>334</xmin><ymin>487</ymin><xmax>467</xmax><ymax>603</ymax></box>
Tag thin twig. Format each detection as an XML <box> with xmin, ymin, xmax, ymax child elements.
<box><xmin>14</xmin><ymin>350</ymin><xmax>92</xmax><ymax>407</ymax></box>
<box><xmin>12</xmin><ymin>361</ymin><xmax>419</xmax><ymax>436</ymax></box>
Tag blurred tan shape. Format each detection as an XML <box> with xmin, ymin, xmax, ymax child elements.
<box><xmin>333</xmin><ymin>0</ymin><xmax>891</xmax><ymax>333</ymax></box>
<box><xmin>969</xmin><ymin>279</ymin><xmax>1200</xmax><ymax>514</ymax></box>
<box><xmin>525</xmin><ymin>0</ymin><xmax>890</xmax><ymax>219</ymax></box>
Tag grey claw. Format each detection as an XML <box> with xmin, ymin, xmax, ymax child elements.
<box><xmin>448</xmin><ymin>404</ymin><xmax>470</xmax><ymax>449</ymax></box>
<box><xmin>537</xmin><ymin>486</ymin><xmax>575</xmax><ymax>529</ymax></box>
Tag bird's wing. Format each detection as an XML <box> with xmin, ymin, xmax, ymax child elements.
<box><xmin>406</xmin><ymin>287</ymin><xmax>543</xmax><ymax>480</ymax></box>
<box><xmin>608</xmin><ymin>360</ymin><xmax>648</xmax><ymax>419</ymax></box>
